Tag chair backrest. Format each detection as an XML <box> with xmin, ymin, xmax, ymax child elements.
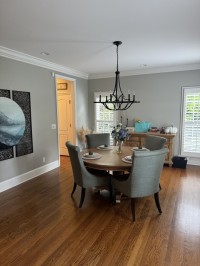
<box><xmin>65</xmin><ymin>141</ymin><xmax>88</xmax><ymax>187</ymax></box>
<box><xmin>144</xmin><ymin>135</ymin><xmax>167</xmax><ymax>151</ymax></box>
<box><xmin>119</xmin><ymin>148</ymin><xmax>168</xmax><ymax>198</ymax></box>
<box><xmin>86</xmin><ymin>133</ymin><xmax>110</xmax><ymax>148</ymax></box>
<box><xmin>66</xmin><ymin>141</ymin><xmax>110</xmax><ymax>188</ymax></box>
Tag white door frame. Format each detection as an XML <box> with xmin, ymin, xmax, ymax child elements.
<box><xmin>55</xmin><ymin>74</ymin><xmax>77</xmax><ymax>165</ymax></box>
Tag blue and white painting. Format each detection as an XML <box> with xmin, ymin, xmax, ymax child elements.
<box><xmin>0</xmin><ymin>97</ymin><xmax>25</xmax><ymax>147</ymax></box>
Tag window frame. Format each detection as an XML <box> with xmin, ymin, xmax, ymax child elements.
<box><xmin>180</xmin><ymin>86</ymin><xmax>200</xmax><ymax>158</ymax></box>
<box><xmin>94</xmin><ymin>91</ymin><xmax>117</xmax><ymax>135</ymax></box>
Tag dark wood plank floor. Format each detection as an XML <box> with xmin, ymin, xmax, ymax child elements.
<box><xmin>0</xmin><ymin>156</ymin><xmax>200</xmax><ymax>266</ymax></box>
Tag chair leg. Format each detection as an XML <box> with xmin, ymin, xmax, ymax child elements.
<box><xmin>79</xmin><ymin>188</ymin><xmax>86</xmax><ymax>208</ymax></box>
<box><xmin>131</xmin><ymin>198</ymin><xmax>136</xmax><ymax>222</ymax></box>
<box><xmin>71</xmin><ymin>182</ymin><xmax>77</xmax><ymax>197</ymax></box>
<box><xmin>154</xmin><ymin>192</ymin><xmax>162</xmax><ymax>213</ymax></box>
<box><xmin>110</xmin><ymin>184</ymin><xmax>116</xmax><ymax>204</ymax></box>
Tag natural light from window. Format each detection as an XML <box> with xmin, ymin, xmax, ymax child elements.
<box><xmin>181</xmin><ymin>87</ymin><xmax>200</xmax><ymax>157</ymax></box>
<box><xmin>94</xmin><ymin>92</ymin><xmax>117</xmax><ymax>144</ymax></box>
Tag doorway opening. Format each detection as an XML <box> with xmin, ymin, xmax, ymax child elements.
<box><xmin>56</xmin><ymin>75</ymin><xmax>76</xmax><ymax>158</ymax></box>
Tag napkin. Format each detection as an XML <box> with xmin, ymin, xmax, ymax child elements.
<box><xmin>124</xmin><ymin>156</ymin><xmax>132</xmax><ymax>161</ymax></box>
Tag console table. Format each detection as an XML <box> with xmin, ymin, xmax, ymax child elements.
<box><xmin>125</xmin><ymin>132</ymin><xmax>176</xmax><ymax>166</ymax></box>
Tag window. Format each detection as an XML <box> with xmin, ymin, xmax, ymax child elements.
<box><xmin>181</xmin><ymin>87</ymin><xmax>200</xmax><ymax>157</ymax></box>
<box><xmin>94</xmin><ymin>92</ymin><xmax>117</xmax><ymax>143</ymax></box>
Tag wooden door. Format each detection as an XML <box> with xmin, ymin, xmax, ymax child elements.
<box><xmin>57</xmin><ymin>78</ymin><xmax>75</xmax><ymax>156</ymax></box>
<box><xmin>57</xmin><ymin>92</ymin><xmax>73</xmax><ymax>156</ymax></box>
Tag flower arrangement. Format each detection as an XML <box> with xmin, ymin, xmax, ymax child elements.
<box><xmin>111</xmin><ymin>123</ymin><xmax>129</xmax><ymax>141</ymax></box>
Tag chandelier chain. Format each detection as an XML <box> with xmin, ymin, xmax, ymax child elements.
<box><xmin>116</xmin><ymin>44</ymin><xmax>119</xmax><ymax>72</ymax></box>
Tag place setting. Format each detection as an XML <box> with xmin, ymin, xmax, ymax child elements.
<box><xmin>82</xmin><ymin>151</ymin><xmax>102</xmax><ymax>160</ymax></box>
<box><xmin>131</xmin><ymin>146</ymin><xmax>149</xmax><ymax>152</ymax></box>
<box><xmin>97</xmin><ymin>144</ymin><xmax>113</xmax><ymax>150</ymax></box>
<box><xmin>122</xmin><ymin>155</ymin><xmax>133</xmax><ymax>164</ymax></box>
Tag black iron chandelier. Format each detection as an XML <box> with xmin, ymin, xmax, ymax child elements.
<box><xmin>94</xmin><ymin>41</ymin><xmax>140</xmax><ymax>111</ymax></box>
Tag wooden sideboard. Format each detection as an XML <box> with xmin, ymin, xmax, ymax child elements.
<box><xmin>125</xmin><ymin>132</ymin><xmax>176</xmax><ymax>166</ymax></box>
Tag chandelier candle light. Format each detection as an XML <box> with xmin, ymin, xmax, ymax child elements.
<box><xmin>94</xmin><ymin>41</ymin><xmax>140</xmax><ymax>111</ymax></box>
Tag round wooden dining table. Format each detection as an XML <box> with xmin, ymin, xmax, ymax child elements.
<box><xmin>81</xmin><ymin>146</ymin><xmax>133</xmax><ymax>172</ymax></box>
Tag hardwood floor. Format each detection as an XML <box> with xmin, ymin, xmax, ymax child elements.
<box><xmin>0</xmin><ymin>156</ymin><xmax>200</xmax><ymax>266</ymax></box>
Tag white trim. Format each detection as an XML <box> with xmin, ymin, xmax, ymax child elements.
<box><xmin>1</xmin><ymin>46</ymin><xmax>200</xmax><ymax>81</ymax></box>
<box><xmin>0</xmin><ymin>46</ymin><xmax>88</xmax><ymax>80</ymax></box>
<box><xmin>94</xmin><ymin>91</ymin><xmax>117</xmax><ymax>144</ymax></box>
<box><xmin>55</xmin><ymin>74</ymin><xmax>77</xmax><ymax>82</ymax></box>
<box><xmin>89</xmin><ymin>64</ymin><xmax>200</xmax><ymax>79</ymax></box>
<box><xmin>180</xmin><ymin>86</ymin><xmax>200</xmax><ymax>157</ymax></box>
<box><xmin>0</xmin><ymin>160</ymin><xmax>59</xmax><ymax>192</ymax></box>
<box><xmin>179</xmin><ymin>86</ymin><xmax>200</xmax><ymax>167</ymax></box>
<box><xmin>187</xmin><ymin>157</ymin><xmax>200</xmax><ymax>166</ymax></box>
<box><xmin>55</xmin><ymin>74</ymin><xmax>77</xmax><ymax>161</ymax></box>
<box><xmin>179</xmin><ymin>87</ymin><xmax>185</xmax><ymax>155</ymax></box>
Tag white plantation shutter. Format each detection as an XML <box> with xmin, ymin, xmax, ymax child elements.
<box><xmin>181</xmin><ymin>87</ymin><xmax>200</xmax><ymax>157</ymax></box>
<box><xmin>94</xmin><ymin>92</ymin><xmax>116</xmax><ymax>144</ymax></box>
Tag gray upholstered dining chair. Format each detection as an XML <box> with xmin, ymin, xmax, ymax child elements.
<box><xmin>66</xmin><ymin>141</ymin><xmax>111</xmax><ymax>208</ymax></box>
<box><xmin>110</xmin><ymin>148</ymin><xmax>168</xmax><ymax>222</ymax></box>
<box><xmin>144</xmin><ymin>135</ymin><xmax>167</xmax><ymax>190</ymax></box>
<box><xmin>144</xmin><ymin>135</ymin><xmax>167</xmax><ymax>151</ymax></box>
<box><xmin>86</xmin><ymin>133</ymin><xmax>110</xmax><ymax>149</ymax></box>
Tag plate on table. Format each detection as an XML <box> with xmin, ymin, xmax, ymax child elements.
<box><xmin>82</xmin><ymin>152</ymin><xmax>102</xmax><ymax>160</ymax></box>
<box><xmin>97</xmin><ymin>145</ymin><xmax>113</xmax><ymax>150</ymax></box>
<box><xmin>131</xmin><ymin>147</ymin><xmax>149</xmax><ymax>151</ymax></box>
<box><xmin>122</xmin><ymin>156</ymin><xmax>132</xmax><ymax>164</ymax></box>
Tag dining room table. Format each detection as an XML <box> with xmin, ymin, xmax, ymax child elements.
<box><xmin>81</xmin><ymin>145</ymin><xmax>149</xmax><ymax>202</ymax></box>
<box><xmin>81</xmin><ymin>145</ymin><xmax>138</xmax><ymax>172</ymax></box>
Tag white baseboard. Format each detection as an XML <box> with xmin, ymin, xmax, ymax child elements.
<box><xmin>188</xmin><ymin>157</ymin><xmax>200</xmax><ymax>166</ymax></box>
<box><xmin>0</xmin><ymin>160</ymin><xmax>59</xmax><ymax>193</ymax></box>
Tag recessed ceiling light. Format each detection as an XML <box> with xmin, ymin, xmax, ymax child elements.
<box><xmin>41</xmin><ymin>52</ymin><xmax>50</xmax><ymax>56</ymax></box>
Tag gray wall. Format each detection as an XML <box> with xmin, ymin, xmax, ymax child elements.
<box><xmin>0</xmin><ymin>56</ymin><xmax>88</xmax><ymax>182</ymax></box>
<box><xmin>88</xmin><ymin>69</ymin><xmax>200</xmax><ymax>155</ymax></box>
<box><xmin>1</xmin><ymin>54</ymin><xmax>199</xmax><ymax>183</ymax></box>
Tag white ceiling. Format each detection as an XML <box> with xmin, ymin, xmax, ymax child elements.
<box><xmin>0</xmin><ymin>0</ymin><xmax>200</xmax><ymax>78</ymax></box>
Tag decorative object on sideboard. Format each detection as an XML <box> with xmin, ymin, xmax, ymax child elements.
<box><xmin>134</xmin><ymin>121</ymin><xmax>151</xmax><ymax>133</ymax></box>
<box><xmin>149</xmin><ymin>127</ymin><xmax>159</xmax><ymax>132</ymax></box>
<box><xmin>120</xmin><ymin>116</ymin><xmax>129</xmax><ymax>127</ymax></box>
<box><xmin>93</xmin><ymin>41</ymin><xmax>140</xmax><ymax>111</ymax></box>
<box><xmin>126</xmin><ymin>127</ymin><xmax>134</xmax><ymax>132</ymax></box>
<box><xmin>164</xmin><ymin>126</ymin><xmax>178</xmax><ymax>134</ymax></box>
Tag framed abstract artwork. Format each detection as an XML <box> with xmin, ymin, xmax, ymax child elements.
<box><xmin>12</xmin><ymin>90</ymin><xmax>33</xmax><ymax>157</ymax></box>
<box><xmin>0</xmin><ymin>89</ymin><xmax>14</xmax><ymax>161</ymax></box>
<box><xmin>0</xmin><ymin>89</ymin><xmax>33</xmax><ymax>161</ymax></box>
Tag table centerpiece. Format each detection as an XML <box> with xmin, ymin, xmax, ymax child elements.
<box><xmin>111</xmin><ymin>123</ymin><xmax>129</xmax><ymax>153</ymax></box>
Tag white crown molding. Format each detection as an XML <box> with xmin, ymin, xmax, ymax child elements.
<box><xmin>89</xmin><ymin>63</ymin><xmax>200</xmax><ymax>79</ymax></box>
<box><xmin>1</xmin><ymin>46</ymin><xmax>199</xmax><ymax>81</ymax></box>
<box><xmin>0</xmin><ymin>160</ymin><xmax>59</xmax><ymax>192</ymax></box>
<box><xmin>0</xmin><ymin>46</ymin><xmax>88</xmax><ymax>80</ymax></box>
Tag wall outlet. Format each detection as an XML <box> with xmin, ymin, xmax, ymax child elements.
<box><xmin>43</xmin><ymin>157</ymin><xmax>45</xmax><ymax>163</ymax></box>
